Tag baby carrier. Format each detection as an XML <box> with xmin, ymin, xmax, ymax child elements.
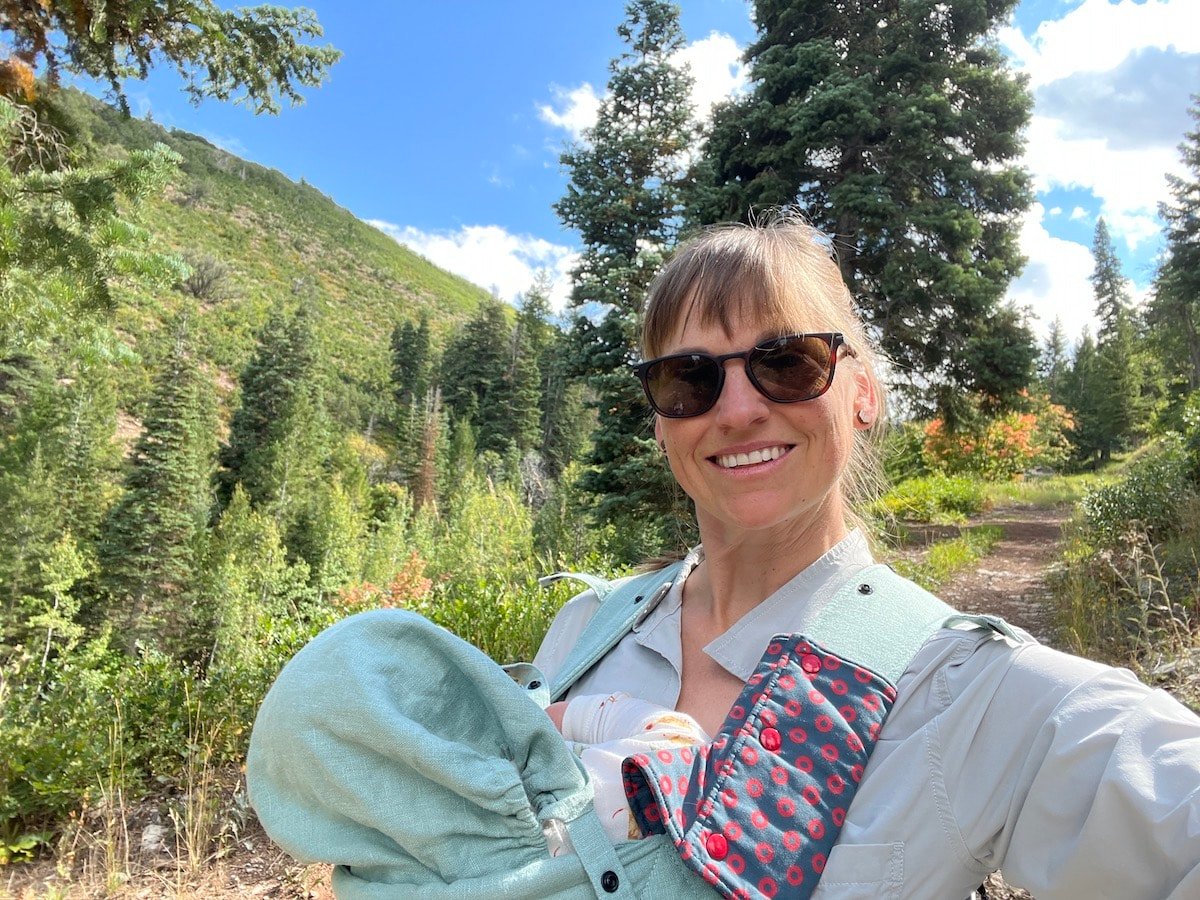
<box><xmin>247</xmin><ymin>563</ymin><xmax>1017</xmax><ymax>898</ymax></box>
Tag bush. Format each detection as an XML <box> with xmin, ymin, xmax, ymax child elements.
<box><xmin>923</xmin><ymin>391</ymin><xmax>1074</xmax><ymax>481</ymax></box>
<box><xmin>871</xmin><ymin>474</ymin><xmax>989</xmax><ymax>523</ymax></box>
<box><xmin>881</xmin><ymin>420</ymin><xmax>931</xmax><ymax>485</ymax></box>
<box><xmin>1078</xmin><ymin>438</ymin><xmax>1193</xmax><ymax>547</ymax></box>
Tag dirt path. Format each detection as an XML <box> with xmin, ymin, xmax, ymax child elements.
<box><xmin>925</xmin><ymin>504</ymin><xmax>1072</xmax><ymax>900</ymax></box>
<box><xmin>935</xmin><ymin>504</ymin><xmax>1071</xmax><ymax>646</ymax></box>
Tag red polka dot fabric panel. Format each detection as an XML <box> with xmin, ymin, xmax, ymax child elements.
<box><xmin>621</xmin><ymin>635</ymin><xmax>896</xmax><ymax>900</ymax></box>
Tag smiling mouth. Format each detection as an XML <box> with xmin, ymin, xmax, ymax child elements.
<box><xmin>713</xmin><ymin>445</ymin><xmax>792</xmax><ymax>470</ymax></box>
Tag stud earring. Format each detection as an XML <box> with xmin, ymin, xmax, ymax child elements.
<box><xmin>856</xmin><ymin>410</ymin><xmax>874</xmax><ymax>426</ymax></box>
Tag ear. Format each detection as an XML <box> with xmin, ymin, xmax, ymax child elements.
<box><xmin>654</xmin><ymin>416</ymin><xmax>665</xmax><ymax>445</ymax></box>
<box><xmin>851</xmin><ymin>369</ymin><xmax>878</xmax><ymax>430</ymax></box>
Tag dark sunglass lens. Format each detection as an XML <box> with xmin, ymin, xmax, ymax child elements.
<box><xmin>749</xmin><ymin>335</ymin><xmax>833</xmax><ymax>402</ymax></box>
<box><xmin>647</xmin><ymin>354</ymin><xmax>720</xmax><ymax>417</ymax></box>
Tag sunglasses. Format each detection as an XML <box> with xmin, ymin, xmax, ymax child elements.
<box><xmin>631</xmin><ymin>332</ymin><xmax>851</xmax><ymax>419</ymax></box>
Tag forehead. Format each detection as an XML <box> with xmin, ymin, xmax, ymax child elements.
<box><xmin>659</xmin><ymin>289</ymin><xmax>827</xmax><ymax>354</ymax></box>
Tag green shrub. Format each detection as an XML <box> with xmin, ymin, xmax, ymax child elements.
<box><xmin>1078</xmin><ymin>438</ymin><xmax>1193</xmax><ymax>547</ymax></box>
<box><xmin>871</xmin><ymin>474</ymin><xmax>989</xmax><ymax>523</ymax></box>
<box><xmin>891</xmin><ymin>526</ymin><xmax>1002</xmax><ymax>591</ymax></box>
<box><xmin>881</xmin><ymin>420</ymin><xmax>931</xmax><ymax>485</ymax></box>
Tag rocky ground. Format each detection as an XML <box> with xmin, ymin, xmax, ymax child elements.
<box><xmin>0</xmin><ymin>504</ymin><xmax>1083</xmax><ymax>899</ymax></box>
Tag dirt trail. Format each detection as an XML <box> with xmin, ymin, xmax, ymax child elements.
<box><xmin>927</xmin><ymin>504</ymin><xmax>1072</xmax><ymax>900</ymax></box>
<box><xmin>935</xmin><ymin>504</ymin><xmax>1070</xmax><ymax>646</ymax></box>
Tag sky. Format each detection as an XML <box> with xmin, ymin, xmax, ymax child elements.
<box><xmin>91</xmin><ymin>0</ymin><xmax>1200</xmax><ymax>347</ymax></box>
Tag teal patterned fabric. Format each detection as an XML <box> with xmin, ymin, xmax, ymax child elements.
<box><xmin>247</xmin><ymin>609</ymin><xmax>710</xmax><ymax>898</ymax></box>
<box><xmin>623</xmin><ymin>635</ymin><xmax>894</xmax><ymax>899</ymax></box>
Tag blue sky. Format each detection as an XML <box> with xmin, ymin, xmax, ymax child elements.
<box><xmin>91</xmin><ymin>0</ymin><xmax>1199</xmax><ymax>346</ymax></box>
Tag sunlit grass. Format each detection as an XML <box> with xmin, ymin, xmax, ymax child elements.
<box><xmin>890</xmin><ymin>525</ymin><xmax>1003</xmax><ymax>592</ymax></box>
<box><xmin>983</xmin><ymin>472</ymin><xmax>1111</xmax><ymax>508</ymax></box>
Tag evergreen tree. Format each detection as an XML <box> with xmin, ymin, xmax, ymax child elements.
<box><xmin>219</xmin><ymin>302</ymin><xmax>327</xmax><ymax>528</ymax></box>
<box><xmin>1</xmin><ymin>0</ymin><xmax>340</xmax><ymax>115</ymax></box>
<box><xmin>99</xmin><ymin>319</ymin><xmax>218</xmax><ymax>655</ymax></box>
<box><xmin>0</xmin><ymin>96</ymin><xmax>186</xmax><ymax>358</ymax></box>
<box><xmin>0</xmin><ymin>358</ymin><xmax>64</xmax><ymax>616</ymax></box>
<box><xmin>1149</xmin><ymin>96</ymin><xmax>1200</xmax><ymax>392</ymax></box>
<box><xmin>390</xmin><ymin>314</ymin><xmax>434</xmax><ymax>410</ymax></box>
<box><xmin>1063</xmin><ymin>330</ymin><xmax>1105</xmax><ymax>467</ymax></box>
<box><xmin>503</xmin><ymin>308</ymin><xmax>543</xmax><ymax>454</ymax></box>
<box><xmin>1039</xmin><ymin>317</ymin><xmax>1071</xmax><ymax>404</ymax></box>
<box><xmin>1090</xmin><ymin>218</ymin><xmax>1141</xmax><ymax>459</ymax></box>
<box><xmin>441</xmin><ymin>296</ymin><xmax>514</xmax><ymax>455</ymax></box>
<box><xmin>553</xmin><ymin>0</ymin><xmax>695</xmax><ymax>549</ymax></box>
<box><xmin>691</xmin><ymin>0</ymin><xmax>1034</xmax><ymax>414</ymax></box>
<box><xmin>516</xmin><ymin>274</ymin><xmax>591</xmax><ymax>480</ymax></box>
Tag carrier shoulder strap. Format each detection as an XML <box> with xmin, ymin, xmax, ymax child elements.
<box><xmin>544</xmin><ymin>562</ymin><xmax>1021</xmax><ymax>699</ymax></box>
<box><xmin>541</xmin><ymin>562</ymin><xmax>687</xmax><ymax>702</ymax></box>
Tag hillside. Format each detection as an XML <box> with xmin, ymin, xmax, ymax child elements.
<box><xmin>51</xmin><ymin>87</ymin><xmax>493</xmax><ymax>422</ymax></box>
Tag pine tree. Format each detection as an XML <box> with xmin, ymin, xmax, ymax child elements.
<box><xmin>1090</xmin><ymin>218</ymin><xmax>1141</xmax><ymax>460</ymax></box>
<box><xmin>1063</xmin><ymin>330</ymin><xmax>1105</xmax><ymax>467</ymax></box>
<box><xmin>390</xmin><ymin>314</ymin><xmax>434</xmax><ymax>410</ymax></box>
<box><xmin>553</xmin><ymin>0</ymin><xmax>695</xmax><ymax>550</ymax></box>
<box><xmin>219</xmin><ymin>303</ymin><xmax>328</xmax><ymax>532</ymax></box>
<box><xmin>691</xmin><ymin>0</ymin><xmax>1034</xmax><ymax>413</ymax></box>
<box><xmin>99</xmin><ymin>319</ymin><xmax>218</xmax><ymax>655</ymax></box>
<box><xmin>503</xmin><ymin>310</ymin><xmax>543</xmax><ymax>454</ymax></box>
<box><xmin>0</xmin><ymin>97</ymin><xmax>186</xmax><ymax>358</ymax></box>
<box><xmin>1</xmin><ymin>0</ymin><xmax>340</xmax><ymax>115</ymax></box>
<box><xmin>441</xmin><ymin>296</ymin><xmax>514</xmax><ymax>455</ymax></box>
<box><xmin>1039</xmin><ymin>317</ymin><xmax>1071</xmax><ymax>404</ymax></box>
<box><xmin>1149</xmin><ymin>96</ymin><xmax>1200</xmax><ymax>392</ymax></box>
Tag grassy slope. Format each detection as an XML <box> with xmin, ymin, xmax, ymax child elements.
<box><xmin>53</xmin><ymin>88</ymin><xmax>493</xmax><ymax>420</ymax></box>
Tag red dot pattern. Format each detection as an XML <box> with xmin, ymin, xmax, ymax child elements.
<box><xmin>621</xmin><ymin>634</ymin><xmax>895</xmax><ymax>899</ymax></box>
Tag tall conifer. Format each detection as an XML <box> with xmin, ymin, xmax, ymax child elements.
<box><xmin>99</xmin><ymin>319</ymin><xmax>218</xmax><ymax>655</ymax></box>
<box><xmin>1150</xmin><ymin>97</ymin><xmax>1200</xmax><ymax>391</ymax></box>
<box><xmin>554</xmin><ymin>0</ymin><xmax>695</xmax><ymax>551</ymax></box>
<box><xmin>1090</xmin><ymin>218</ymin><xmax>1142</xmax><ymax>460</ymax></box>
<box><xmin>692</xmin><ymin>0</ymin><xmax>1034</xmax><ymax>414</ymax></box>
<box><xmin>219</xmin><ymin>303</ymin><xmax>328</xmax><ymax>528</ymax></box>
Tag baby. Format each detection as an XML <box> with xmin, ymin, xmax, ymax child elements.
<box><xmin>545</xmin><ymin>693</ymin><xmax>710</xmax><ymax>845</ymax></box>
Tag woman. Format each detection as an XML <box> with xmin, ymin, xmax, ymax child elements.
<box><xmin>533</xmin><ymin>214</ymin><xmax>1200</xmax><ymax>898</ymax></box>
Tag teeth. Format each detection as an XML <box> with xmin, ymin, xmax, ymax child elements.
<box><xmin>717</xmin><ymin>446</ymin><xmax>787</xmax><ymax>469</ymax></box>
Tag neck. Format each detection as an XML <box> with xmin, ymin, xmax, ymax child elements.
<box><xmin>690</xmin><ymin>505</ymin><xmax>849</xmax><ymax>632</ymax></box>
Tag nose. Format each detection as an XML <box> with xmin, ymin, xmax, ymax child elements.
<box><xmin>713</xmin><ymin>359</ymin><xmax>769</xmax><ymax>429</ymax></box>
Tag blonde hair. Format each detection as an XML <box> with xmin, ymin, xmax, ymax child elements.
<box><xmin>641</xmin><ymin>210</ymin><xmax>887</xmax><ymax>531</ymax></box>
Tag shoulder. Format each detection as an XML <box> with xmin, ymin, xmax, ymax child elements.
<box><xmin>533</xmin><ymin>585</ymin><xmax>602</xmax><ymax>681</ymax></box>
<box><xmin>532</xmin><ymin>564</ymin><xmax>682</xmax><ymax>685</ymax></box>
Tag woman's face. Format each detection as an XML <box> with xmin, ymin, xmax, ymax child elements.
<box><xmin>654</xmin><ymin>307</ymin><xmax>874</xmax><ymax>545</ymax></box>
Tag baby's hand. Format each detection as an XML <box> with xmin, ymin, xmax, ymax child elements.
<box><xmin>545</xmin><ymin>700</ymin><xmax>569</xmax><ymax>733</ymax></box>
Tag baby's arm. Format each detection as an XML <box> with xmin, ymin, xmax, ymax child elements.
<box><xmin>555</xmin><ymin>693</ymin><xmax>709</xmax><ymax>843</ymax></box>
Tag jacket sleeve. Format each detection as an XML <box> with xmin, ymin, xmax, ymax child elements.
<box><xmin>949</xmin><ymin>639</ymin><xmax>1200</xmax><ymax>898</ymax></box>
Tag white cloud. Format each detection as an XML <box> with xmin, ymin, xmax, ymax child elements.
<box><xmin>538</xmin><ymin>31</ymin><xmax>748</xmax><ymax>141</ymax></box>
<box><xmin>1048</xmin><ymin>206</ymin><xmax>1063</xmax><ymax>216</ymax></box>
<box><xmin>1069</xmin><ymin>206</ymin><xmax>1089</xmax><ymax>221</ymax></box>
<box><xmin>1007</xmin><ymin>204</ymin><xmax>1099</xmax><ymax>344</ymax></box>
<box><xmin>368</xmin><ymin>221</ymin><xmax>578</xmax><ymax>312</ymax></box>
<box><xmin>1001</xmin><ymin>0</ymin><xmax>1198</xmax><ymax>252</ymax></box>
<box><xmin>999</xmin><ymin>0</ymin><xmax>1200</xmax><ymax>88</ymax></box>
<box><xmin>537</xmin><ymin>83</ymin><xmax>602</xmax><ymax>142</ymax></box>
<box><xmin>1022</xmin><ymin>114</ymin><xmax>1178</xmax><ymax>247</ymax></box>
<box><xmin>672</xmin><ymin>31</ymin><xmax>750</xmax><ymax>121</ymax></box>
